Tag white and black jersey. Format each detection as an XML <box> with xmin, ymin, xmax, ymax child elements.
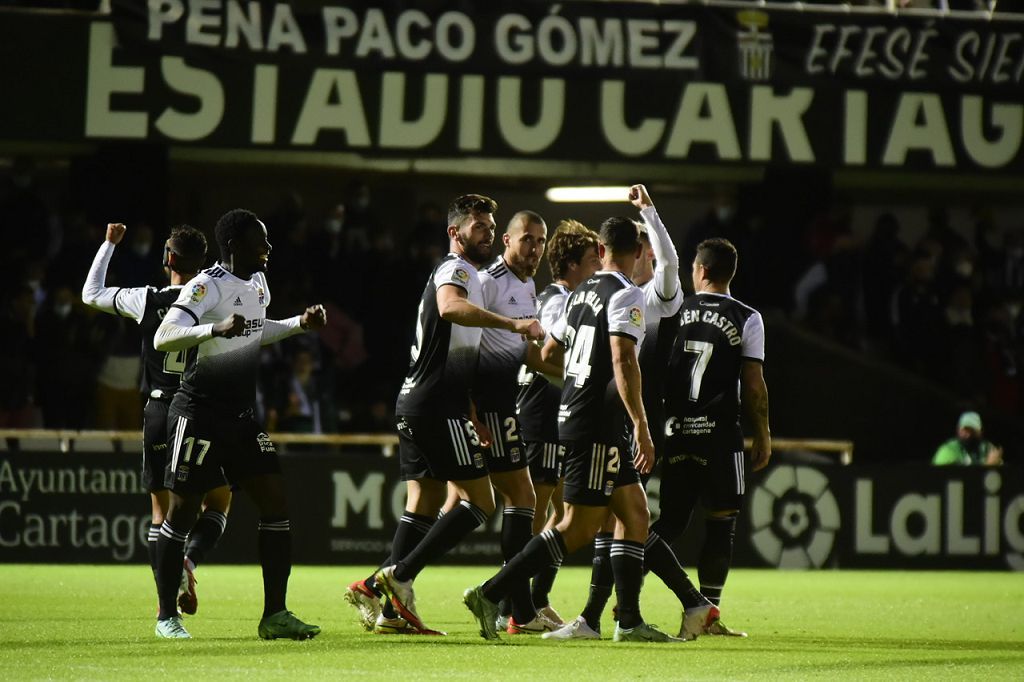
<box><xmin>516</xmin><ymin>282</ymin><xmax>568</xmax><ymax>443</ymax></box>
<box><xmin>663</xmin><ymin>291</ymin><xmax>765</xmax><ymax>453</ymax></box>
<box><xmin>396</xmin><ymin>253</ymin><xmax>483</xmax><ymax>418</ymax></box>
<box><xmin>474</xmin><ymin>258</ymin><xmax>537</xmax><ymax>413</ymax></box>
<box><xmin>167</xmin><ymin>265</ymin><xmax>273</xmax><ymax>418</ymax></box>
<box><xmin>551</xmin><ymin>271</ymin><xmax>645</xmax><ymax>443</ymax></box>
<box><xmin>100</xmin><ymin>284</ymin><xmax>190</xmax><ymax>397</ymax></box>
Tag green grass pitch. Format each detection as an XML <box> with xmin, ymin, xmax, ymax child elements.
<box><xmin>2</xmin><ymin>564</ymin><xmax>1021</xmax><ymax>680</ymax></box>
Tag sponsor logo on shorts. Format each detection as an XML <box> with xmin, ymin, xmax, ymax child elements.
<box><xmin>190</xmin><ymin>283</ymin><xmax>206</xmax><ymax>303</ymax></box>
<box><xmin>257</xmin><ymin>432</ymin><xmax>276</xmax><ymax>453</ymax></box>
<box><xmin>473</xmin><ymin>452</ymin><xmax>484</xmax><ymax>469</ymax></box>
<box><xmin>603</xmin><ymin>481</ymin><xmax>614</xmax><ymax>496</ymax></box>
<box><xmin>509</xmin><ymin>447</ymin><xmax>521</xmax><ymax>463</ymax></box>
<box><xmin>177</xmin><ymin>465</ymin><xmax>190</xmax><ymax>481</ymax></box>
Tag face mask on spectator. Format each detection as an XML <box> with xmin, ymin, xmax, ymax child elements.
<box><xmin>326</xmin><ymin>218</ymin><xmax>343</xmax><ymax>234</ymax></box>
<box><xmin>715</xmin><ymin>205</ymin><xmax>735</xmax><ymax>223</ymax></box>
<box><xmin>954</xmin><ymin>260</ymin><xmax>974</xmax><ymax>278</ymax></box>
<box><xmin>54</xmin><ymin>302</ymin><xmax>72</xmax><ymax>319</ymax></box>
<box><xmin>959</xmin><ymin>434</ymin><xmax>981</xmax><ymax>451</ymax></box>
<box><xmin>133</xmin><ymin>242</ymin><xmax>151</xmax><ymax>257</ymax></box>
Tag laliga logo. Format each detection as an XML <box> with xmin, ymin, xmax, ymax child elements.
<box><xmin>750</xmin><ymin>465</ymin><xmax>840</xmax><ymax>568</ymax></box>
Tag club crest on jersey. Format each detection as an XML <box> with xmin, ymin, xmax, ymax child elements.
<box><xmin>628</xmin><ymin>306</ymin><xmax>643</xmax><ymax>327</ymax></box>
<box><xmin>258</xmin><ymin>286</ymin><xmax>266</xmax><ymax>305</ymax></box>
<box><xmin>189</xmin><ymin>283</ymin><xmax>207</xmax><ymax>303</ymax></box>
<box><xmin>256</xmin><ymin>432</ymin><xmax>276</xmax><ymax>453</ymax></box>
<box><xmin>453</xmin><ymin>268</ymin><xmax>470</xmax><ymax>285</ymax></box>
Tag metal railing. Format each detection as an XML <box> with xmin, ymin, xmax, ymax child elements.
<box><xmin>0</xmin><ymin>429</ymin><xmax>854</xmax><ymax>464</ymax></box>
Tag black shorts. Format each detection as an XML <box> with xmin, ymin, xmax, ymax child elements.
<box><xmin>142</xmin><ymin>398</ymin><xmax>171</xmax><ymax>492</ymax></box>
<box><xmin>660</xmin><ymin>449</ymin><xmax>746</xmax><ymax>515</ymax></box>
<box><xmin>562</xmin><ymin>437</ymin><xmax>640</xmax><ymax>506</ymax></box>
<box><xmin>526</xmin><ymin>441</ymin><xmax>564</xmax><ymax>486</ymax></box>
<box><xmin>164</xmin><ymin>407</ymin><xmax>276</xmax><ymax>494</ymax></box>
<box><xmin>397</xmin><ymin>415</ymin><xmax>489</xmax><ymax>482</ymax></box>
<box><xmin>478</xmin><ymin>410</ymin><xmax>528</xmax><ymax>473</ymax></box>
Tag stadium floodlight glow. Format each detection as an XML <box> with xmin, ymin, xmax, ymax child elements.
<box><xmin>545</xmin><ymin>186</ymin><xmax>631</xmax><ymax>203</ymax></box>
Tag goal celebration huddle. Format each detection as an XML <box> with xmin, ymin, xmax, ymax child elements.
<box><xmin>83</xmin><ymin>185</ymin><xmax>771</xmax><ymax>642</ymax></box>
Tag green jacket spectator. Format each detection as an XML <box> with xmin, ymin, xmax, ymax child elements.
<box><xmin>932</xmin><ymin>411</ymin><xmax>1003</xmax><ymax>466</ymax></box>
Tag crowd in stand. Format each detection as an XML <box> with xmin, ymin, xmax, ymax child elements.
<box><xmin>0</xmin><ymin>161</ymin><xmax>1020</xmax><ymax>435</ymax></box>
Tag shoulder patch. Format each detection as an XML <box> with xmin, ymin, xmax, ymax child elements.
<box><xmin>629</xmin><ymin>306</ymin><xmax>643</xmax><ymax>327</ymax></box>
<box><xmin>452</xmin><ymin>267</ymin><xmax>470</xmax><ymax>285</ymax></box>
<box><xmin>189</xmin><ymin>282</ymin><xmax>207</xmax><ymax>303</ymax></box>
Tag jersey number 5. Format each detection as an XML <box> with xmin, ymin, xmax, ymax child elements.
<box><xmin>684</xmin><ymin>340</ymin><xmax>713</xmax><ymax>402</ymax></box>
<box><xmin>565</xmin><ymin>325</ymin><xmax>596</xmax><ymax>387</ymax></box>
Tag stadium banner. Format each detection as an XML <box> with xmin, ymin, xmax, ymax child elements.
<box><xmin>1</xmin><ymin>448</ymin><xmax>1022</xmax><ymax>570</ymax></box>
<box><xmin>0</xmin><ymin>3</ymin><xmax>1021</xmax><ymax>173</ymax></box>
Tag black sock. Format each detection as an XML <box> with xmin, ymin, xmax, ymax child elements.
<box><xmin>483</xmin><ymin>529</ymin><xmax>566</xmax><ymax>604</ymax></box>
<box><xmin>644</xmin><ymin>531</ymin><xmax>707</xmax><ymax>609</ymax></box>
<box><xmin>147</xmin><ymin>523</ymin><xmax>160</xmax><ymax>583</ymax></box>
<box><xmin>579</xmin><ymin>532</ymin><xmax>613</xmax><ymax>632</ymax></box>
<box><xmin>258</xmin><ymin>517</ymin><xmax>292</xmax><ymax>618</ymax></box>
<box><xmin>371</xmin><ymin>512</ymin><xmax>434</xmax><ymax>593</ymax></box>
<box><xmin>531</xmin><ymin>563</ymin><xmax>559</xmax><ymax>609</ymax></box>
<box><xmin>611</xmin><ymin>540</ymin><xmax>645</xmax><ymax>630</ymax></box>
<box><xmin>699</xmin><ymin>515</ymin><xmax>737</xmax><ymax>607</ymax></box>
<box><xmin>393</xmin><ymin>501</ymin><xmax>488</xmax><ymax>582</ymax></box>
<box><xmin>155</xmin><ymin>521</ymin><xmax>187</xmax><ymax>620</ymax></box>
<box><xmin>184</xmin><ymin>509</ymin><xmax>227</xmax><ymax>568</ymax></box>
<box><xmin>502</xmin><ymin>506</ymin><xmax>536</xmax><ymax>624</ymax></box>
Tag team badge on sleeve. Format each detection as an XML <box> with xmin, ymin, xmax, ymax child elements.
<box><xmin>453</xmin><ymin>268</ymin><xmax>470</xmax><ymax>285</ymax></box>
<box><xmin>258</xmin><ymin>286</ymin><xmax>266</xmax><ymax>305</ymax></box>
<box><xmin>629</xmin><ymin>306</ymin><xmax>643</xmax><ymax>327</ymax></box>
<box><xmin>190</xmin><ymin>283</ymin><xmax>207</xmax><ymax>303</ymax></box>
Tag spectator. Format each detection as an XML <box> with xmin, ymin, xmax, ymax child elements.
<box><xmin>0</xmin><ymin>285</ymin><xmax>40</xmax><ymax>428</ymax></box>
<box><xmin>34</xmin><ymin>285</ymin><xmax>106</xmax><ymax>428</ymax></box>
<box><xmin>862</xmin><ymin>213</ymin><xmax>910</xmax><ymax>347</ymax></box>
<box><xmin>271</xmin><ymin>347</ymin><xmax>335</xmax><ymax>434</ymax></box>
<box><xmin>932</xmin><ymin>411</ymin><xmax>1003</xmax><ymax>466</ymax></box>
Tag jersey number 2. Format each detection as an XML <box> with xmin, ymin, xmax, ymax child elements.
<box><xmin>684</xmin><ymin>340</ymin><xmax>713</xmax><ymax>402</ymax></box>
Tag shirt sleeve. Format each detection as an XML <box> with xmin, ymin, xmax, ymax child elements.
<box><xmin>81</xmin><ymin>241</ymin><xmax>150</xmax><ymax>321</ymax></box>
<box><xmin>434</xmin><ymin>258</ymin><xmax>472</xmax><ymax>293</ymax></box>
<box><xmin>640</xmin><ymin>206</ymin><xmax>680</xmax><ymax>301</ymax></box>
<box><xmin>539</xmin><ymin>291</ymin><xmax>568</xmax><ymax>332</ymax></box>
<box><xmin>153</xmin><ymin>306</ymin><xmax>215</xmax><ymax>351</ymax></box>
<box><xmin>607</xmin><ymin>287</ymin><xmax>646</xmax><ymax>343</ymax></box>
<box><xmin>931</xmin><ymin>441</ymin><xmax>961</xmax><ymax>466</ymax></box>
<box><xmin>548</xmin><ymin>310</ymin><xmax>568</xmax><ymax>345</ymax></box>
<box><xmin>643</xmin><ymin>279</ymin><xmax>682</xmax><ymax>319</ymax></box>
<box><xmin>262</xmin><ymin>316</ymin><xmax>304</xmax><ymax>345</ymax></box>
<box><xmin>169</xmin><ymin>274</ymin><xmax>221</xmax><ymax>325</ymax></box>
<box><xmin>255</xmin><ymin>272</ymin><xmax>271</xmax><ymax>309</ymax></box>
<box><xmin>742</xmin><ymin>312</ymin><xmax>766</xmax><ymax>362</ymax></box>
